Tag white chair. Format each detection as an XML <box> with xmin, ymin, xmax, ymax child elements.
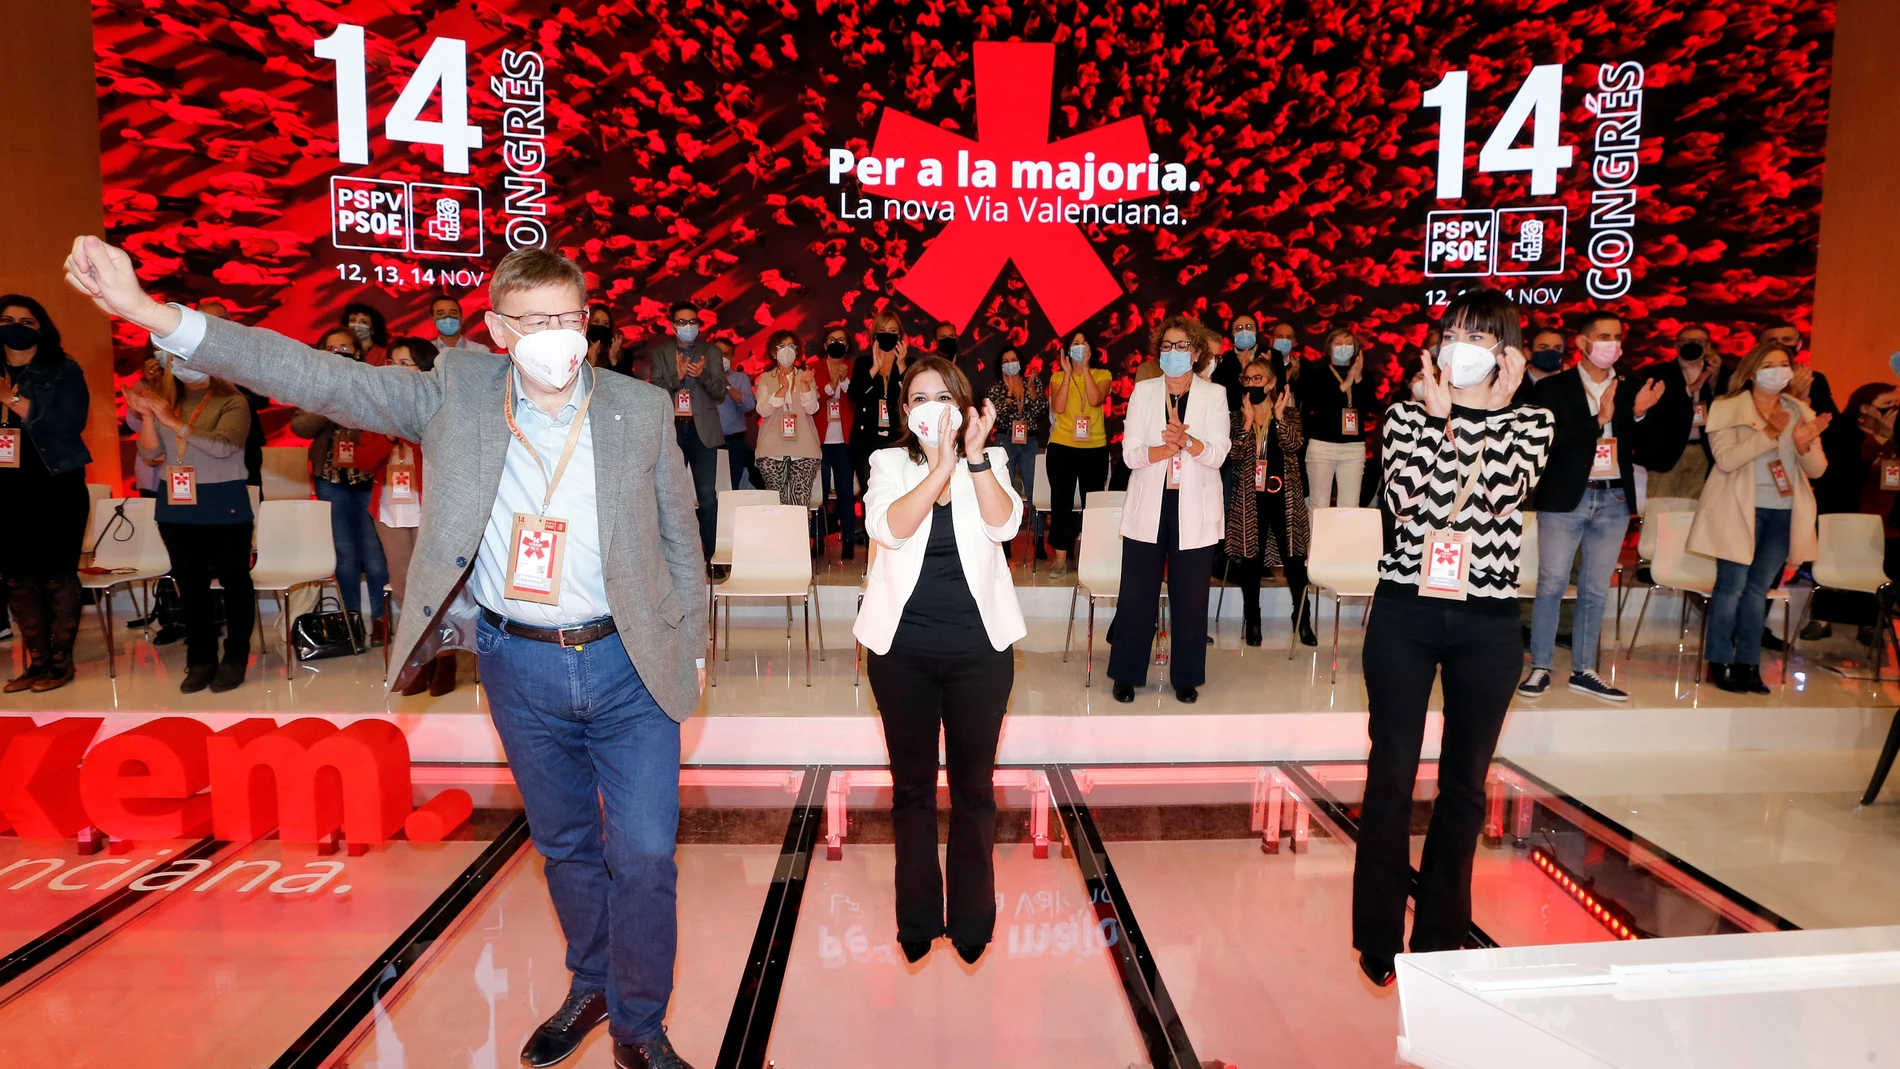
<box><xmin>1063</xmin><ymin>506</ymin><xmax>1126</xmax><ymax>686</ymax></box>
<box><xmin>710</xmin><ymin>504</ymin><xmax>825</xmax><ymax>686</ymax></box>
<box><xmin>1646</xmin><ymin>510</ymin><xmax>1789</xmax><ymax>681</ymax></box>
<box><xmin>250</xmin><ymin>499</ymin><xmax>344</xmax><ymax>666</ymax></box>
<box><xmin>259</xmin><ymin>445</ymin><xmax>310</xmax><ymax>501</ymax></box>
<box><xmin>716</xmin><ymin>454</ymin><xmax>734</xmax><ymax>494</ymax></box>
<box><xmin>1032</xmin><ymin>452</ymin><xmax>1052</xmax><ymax>513</ymax></box>
<box><xmin>78</xmin><ymin>498</ymin><xmax>171</xmax><ymax>679</ymax></box>
<box><xmin>709</xmin><ymin>489</ymin><xmax>781</xmax><ymax>624</ymax></box>
<box><xmin>1620</xmin><ymin>496</ymin><xmax>1698</xmax><ymax>645</ymax></box>
<box><xmin>1084</xmin><ymin>490</ymin><xmax>1126</xmax><ymax>510</ymax></box>
<box><xmin>1294</xmin><ymin>507</ymin><xmax>1383</xmax><ymax>681</ymax></box>
<box><xmin>1792</xmin><ymin>513</ymin><xmax>1892</xmax><ymax>676</ymax></box>
<box><xmin>86</xmin><ymin>482</ymin><xmax>111</xmax><ymax>508</ymax></box>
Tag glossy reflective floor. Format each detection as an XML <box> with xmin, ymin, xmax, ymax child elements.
<box><xmin>3</xmin><ymin>750</ymin><xmax>1887</xmax><ymax>1067</ymax></box>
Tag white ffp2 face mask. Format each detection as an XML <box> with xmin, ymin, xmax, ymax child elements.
<box><xmin>509</xmin><ymin>328</ymin><xmax>587</xmax><ymax>391</ymax></box>
<box><xmin>1439</xmin><ymin>340</ymin><xmax>1498</xmax><ymax>389</ymax></box>
<box><xmin>1754</xmin><ymin>365</ymin><xmax>1793</xmax><ymax>394</ymax></box>
<box><xmin>906</xmin><ymin>400</ymin><xmax>964</xmax><ymax>448</ymax></box>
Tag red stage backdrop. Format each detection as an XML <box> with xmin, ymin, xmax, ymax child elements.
<box><xmin>90</xmin><ymin>0</ymin><xmax>1834</xmax><ymax>392</ymax></box>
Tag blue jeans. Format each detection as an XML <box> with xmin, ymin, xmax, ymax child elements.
<box><xmin>820</xmin><ymin>442</ymin><xmax>857</xmax><ymax>547</ymax></box>
<box><xmin>1530</xmin><ymin>486</ymin><xmax>1629</xmax><ymax>673</ymax></box>
<box><xmin>313</xmin><ymin>478</ymin><xmax>387</xmax><ymax>618</ymax></box>
<box><xmin>477</xmin><ymin>618</ymin><xmax>682</xmax><ymax>1045</ymax></box>
<box><xmin>1707</xmin><ymin>509</ymin><xmax>1793</xmax><ymax>665</ymax></box>
<box><xmin>999</xmin><ymin>439</ymin><xmax>1044</xmax><ymax>537</ymax></box>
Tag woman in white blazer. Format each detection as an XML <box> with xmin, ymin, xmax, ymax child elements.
<box><xmin>1107</xmin><ymin>316</ymin><xmax>1232</xmax><ymax>704</ymax></box>
<box><xmin>854</xmin><ymin>354</ymin><xmax>1024</xmax><ymax>967</ymax></box>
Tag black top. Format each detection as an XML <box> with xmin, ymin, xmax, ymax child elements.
<box><xmin>892</xmin><ymin>501</ymin><xmax>991</xmax><ymax>653</ymax></box>
<box><xmin>847</xmin><ymin>353</ymin><xmax>904</xmax><ymax>449</ymax></box>
<box><xmin>1531</xmin><ymin>366</ymin><xmax>1688</xmax><ymax>513</ymax></box>
<box><xmin>1294</xmin><ymin>364</ymin><xmax>1366</xmax><ymax>443</ymax></box>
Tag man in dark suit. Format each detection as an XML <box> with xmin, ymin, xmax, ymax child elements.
<box><xmin>646</xmin><ymin>300</ymin><xmax>727</xmax><ymax>559</ymax></box>
<box><xmin>1641</xmin><ymin>323</ymin><xmax>1724</xmax><ymax>501</ymax></box>
<box><xmin>1520</xmin><ymin>312</ymin><xmax>1684</xmax><ymax>702</ymax></box>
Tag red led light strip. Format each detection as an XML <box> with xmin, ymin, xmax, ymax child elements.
<box><xmin>1529</xmin><ymin>847</ymin><xmax>1643</xmax><ymax>941</ymax></box>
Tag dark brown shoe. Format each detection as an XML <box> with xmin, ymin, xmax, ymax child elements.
<box><xmin>397</xmin><ymin>655</ymin><xmax>438</xmax><ymax>697</ymax></box>
<box><xmin>427</xmin><ymin>651</ymin><xmax>457</xmax><ymax>696</ymax></box>
<box><xmin>5</xmin><ymin>665</ymin><xmax>46</xmax><ymax>694</ymax></box>
<box><xmin>29</xmin><ymin>665</ymin><xmax>74</xmax><ymax>693</ymax></box>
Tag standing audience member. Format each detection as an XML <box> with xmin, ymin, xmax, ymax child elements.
<box><xmin>127</xmin><ymin>356</ymin><xmax>254</xmax><ymax>693</ymax></box>
<box><xmin>294</xmin><ymin>327</ymin><xmax>390</xmax><ymax>644</ymax></box>
<box><xmin>714</xmin><ymin>338</ymin><xmax>758</xmax><ymax>491</ymax></box>
<box><xmin>817</xmin><ymin>326</ymin><xmax>858</xmax><ymax>560</ymax></box>
<box><xmin>1353</xmin><ymin>289</ymin><xmax>1552</xmax><ymax>988</ymax></box>
<box><xmin>1108</xmin><ymin>317</ymin><xmax>1232</xmax><ymax>704</ymax></box>
<box><xmin>850</xmin><ymin>313</ymin><xmax>908</xmax><ymax>519</ymax></box>
<box><xmin>124</xmin><ymin>352</ymin><xmax>168</xmax><ymax>498</ymax></box>
<box><xmin>1645</xmin><ymin>323</ymin><xmax>1722</xmax><ymax>500</ymax></box>
<box><xmin>753</xmin><ymin>330</ymin><xmax>821</xmax><ymax>512</ymax></box>
<box><xmin>856</xmin><ymin>356</ymin><xmax>1022</xmax><ymax>966</ymax></box>
<box><xmin>0</xmin><ymin>296</ymin><xmax>90</xmax><ymax>694</ymax></box>
<box><xmin>1265</xmin><ymin>320</ymin><xmax>1302</xmax><ymax>385</ymax></box>
<box><xmin>1225</xmin><ymin>358</ymin><xmax>1315</xmax><ymax>647</ymax></box>
<box><xmin>1298</xmin><ymin>326</ymin><xmax>1369</xmax><ymax>509</ymax></box>
<box><xmin>1519</xmin><ymin>312</ymin><xmax>1676</xmax><ymax>701</ymax></box>
<box><xmin>375</xmin><ymin>337</ymin><xmax>455</xmax><ymax>697</ymax></box>
<box><xmin>1761</xmin><ymin>320</ymin><xmax>1836</xmax><ymax>415</ymax></box>
<box><xmin>987</xmin><ymin>344</ymin><xmax>1048</xmax><ymax>559</ymax></box>
<box><xmin>342</xmin><ymin>301</ymin><xmax>390</xmax><ymax>365</ymax></box>
<box><xmin>1514</xmin><ymin>328</ymin><xmax>1568</xmax><ymax>404</ymax></box>
<box><xmin>431</xmin><ymin>295</ymin><xmax>491</xmax><ymax>354</ymax></box>
<box><xmin>1801</xmin><ymin>383</ymin><xmax>1900</xmax><ymax>641</ymax></box>
<box><xmin>648</xmin><ymin>300</ymin><xmax>728</xmax><ymax>559</ymax></box>
<box><xmin>931</xmin><ymin>320</ymin><xmax>960</xmax><ymax>359</ymax></box>
<box><xmin>1045</xmin><ymin>331</ymin><xmax>1113</xmax><ymax>578</ymax></box>
<box><xmin>1213</xmin><ymin>313</ymin><xmax>1260</xmax><ymax>408</ymax></box>
<box><xmin>1690</xmin><ymin>342</ymin><xmax>1829</xmax><ymax>694</ymax></box>
<box><xmin>196</xmin><ymin>301</ymin><xmax>268</xmax><ymax>487</ymax></box>
<box><xmin>586</xmin><ymin>304</ymin><xmax>630</xmax><ymax>375</ymax></box>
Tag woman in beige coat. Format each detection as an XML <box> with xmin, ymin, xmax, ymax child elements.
<box><xmin>1688</xmin><ymin>341</ymin><xmax>1830</xmax><ymax>694</ymax></box>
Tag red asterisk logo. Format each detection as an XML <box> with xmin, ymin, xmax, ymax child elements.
<box><xmin>869</xmin><ymin>42</ymin><xmax>1153</xmax><ymax>335</ymax></box>
<box><xmin>521</xmin><ymin>532</ymin><xmax>552</xmax><ymax>561</ymax></box>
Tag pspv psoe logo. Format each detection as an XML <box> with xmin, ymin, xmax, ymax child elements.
<box><xmin>1424</xmin><ymin>206</ymin><xmax>1568</xmax><ymax>278</ymax></box>
<box><xmin>330</xmin><ymin>176</ymin><xmax>483</xmax><ymax>257</ymax></box>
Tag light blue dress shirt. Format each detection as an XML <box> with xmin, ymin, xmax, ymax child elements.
<box><xmin>717</xmin><ymin>366</ymin><xmax>755</xmax><ymax>436</ymax></box>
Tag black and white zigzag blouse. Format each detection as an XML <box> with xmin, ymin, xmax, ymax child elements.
<box><xmin>1377</xmin><ymin>400</ymin><xmax>1556</xmax><ymax>609</ymax></box>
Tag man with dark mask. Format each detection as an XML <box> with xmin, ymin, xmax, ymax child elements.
<box><xmin>1644</xmin><ymin>323</ymin><xmax>1722</xmax><ymax>500</ymax></box>
<box><xmin>1514</xmin><ymin>328</ymin><xmax>1568</xmax><ymax>404</ymax></box>
<box><xmin>932</xmin><ymin>320</ymin><xmax>959</xmax><ymax>359</ymax></box>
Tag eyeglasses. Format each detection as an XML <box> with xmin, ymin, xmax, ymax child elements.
<box><xmin>495</xmin><ymin>310</ymin><xmax>589</xmax><ymax>334</ymax></box>
<box><xmin>1158</xmin><ymin>341</ymin><xmax>1195</xmax><ymax>352</ymax></box>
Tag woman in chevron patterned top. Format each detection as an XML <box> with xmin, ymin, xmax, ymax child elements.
<box><xmin>1350</xmin><ymin>288</ymin><xmax>1555</xmax><ymax>989</ymax></box>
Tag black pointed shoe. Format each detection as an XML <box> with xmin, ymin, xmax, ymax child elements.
<box><xmin>1740</xmin><ymin>663</ymin><xmax>1772</xmax><ymax>695</ymax></box>
<box><xmin>521</xmin><ymin>991</ymin><xmax>607</xmax><ymax>1068</ymax></box>
<box><xmin>1706</xmin><ymin>662</ymin><xmax>1735</xmax><ymax>692</ymax></box>
<box><xmin>1358</xmin><ymin>953</ymin><xmax>1396</xmax><ymax>988</ymax></box>
<box><xmin>614</xmin><ymin>1031</ymin><xmax>695</xmax><ymax>1069</ymax></box>
<box><xmin>1112</xmin><ymin>682</ymin><xmax>1135</xmax><ymax>703</ymax></box>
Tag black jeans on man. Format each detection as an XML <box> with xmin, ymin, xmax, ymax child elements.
<box><xmin>820</xmin><ymin>442</ymin><xmax>858</xmax><ymax>549</ymax></box>
<box><xmin>1107</xmin><ymin>489</ymin><xmax>1215</xmax><ymax>690</ymax></box>
<box><xmin>675</xmin><ymin>421</ymin><xmax>719</xmax><ymax>558</ymax></box>
<box><xmin>158</xmin><ymin>522</ymin><xmax>255</xmax><ymax>668</ymax></box>
<box><xmin>1352</xmin><ymin>594</ymin><xmax>1520</xmax><ymax>963</ymax></box>
<box><xmin>865</xmin><ymin>643</ymin><xmax>1013</xmax><ymax>946</ymax></box>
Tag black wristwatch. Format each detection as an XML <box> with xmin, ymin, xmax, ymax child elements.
<box><xmin>965</xmin><ymin>457</ymin><xmax>992</xmax><ymax>473</ymax></box>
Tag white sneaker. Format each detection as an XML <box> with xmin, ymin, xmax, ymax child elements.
<box><xmin>1517</xmin><ymin>668</ymin><xmax>1551</xmax><ymax>697</ymax></box>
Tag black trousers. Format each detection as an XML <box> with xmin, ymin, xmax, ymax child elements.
<box><xmin>865</xmin><ymin>642</ymin><xmax>1014</xmax><ymax>945</ymax></box>
<box><xmin>1108</xmin><ymin>490</ymin><xmax>1215</xmax><ymax>689</ymax></box>
<box><xmin>1234</xmin><ymin>488</ymin><xmax>1308</xmax><ymax>623</ymax></box>
<box><xmin>159</xmin><ymin>522</ymin><xmax>256</xmax><ymax>668</ymax></box>
<box><xmin>1044</xmin><ymin>442</ymin><xmax>1110</xmax><ymax>555</ymax></box>
<box><xmin>675</xmin><ymin>422</ymin><xmax>720</xmax><ymax>558</ymax></box>
<box><xmin>1352</xmin><ymin>594</ymin><xmax>1520</xmax><ymax>961</ymax></box>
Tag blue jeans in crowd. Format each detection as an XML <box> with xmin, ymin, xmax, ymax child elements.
<box><xmin>820</xmin><ymin>441</ymin><xmax>857</xmax><ymax>548</ymax></box>
<box><xmin>477</xmin><ymin>617</ymin><xmax>682</xmax><ymax>1046</ymax></box>
<box><xmin>312</xmin><ymin>478</ymin><xmax>387</xmax><ymax>618</ymax></box>
<box><xmin>999</xmin><ymin>439</ymin><xmax>1044</xmax><ymax>539</ymax></box>
<box><xmin>1706</xmin><ymin>509</ymin><xmax>1793</xmax><ymax>666</ymax></box>
<box><xmin>1530</xmin><ymin>486</ymin><xmax>1629</xmax><ymax>673</ymax></box>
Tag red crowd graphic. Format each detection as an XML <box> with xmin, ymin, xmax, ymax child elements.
<box><xmin>91</xmin><ymin>0</ymin><xmax>1833</xmax><ymax>387</ymax></box>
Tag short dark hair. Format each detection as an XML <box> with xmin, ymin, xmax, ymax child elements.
<box><xmin>764</xmin><ymin>328</ymin><xmax>800</xmax><ymax>358</ymax></box>
<box><xmin>1762</xmin><ymin>319</ymin><xmax>1801</xmax><ymax>340</ymax></box>
<box><xmin>388</xmin><ymin>335</ymin><xmax>440</xmax><ymax>372</ymax></box>
<box><xmin>1575</xmin><ymin>310</ymin><xmax>1622</xmax><ymax>338</ymax></box>
<box><xmin>934</xmin><ymin>320</ymin><xmax>957</xmax><ymax>335</ymax></box>
<box><xmin>1438</xmin><ymin>289</ymin><xmax>1524</xmax><ymax>351</ymax></box>
<box><xmin>668</xmin><ymin>300</ymin><xmax>699</xmax><ymax>321</ymax></box>
<box><xmin>1675</xmin><ymin>322</ymin><xmax>1711</xmax><ymax>340</ymax></box>
<box><xmin>0</xmin><ymin>294</ymin><xmax>68</xmax><ymax>368</ymax></box>
<box><xmin>341</xmin><ymin>302</ymin><xmax>389</xmax><ymax>348</ymax></box>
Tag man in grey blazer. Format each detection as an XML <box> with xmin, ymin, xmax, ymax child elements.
<box><xmin>644</xmin><ymin>300</ymin><xmax>725</xmax><ymax>559</ymax></box>
<box><xmin>65</xmin><ymin>236</ymin><xmax>703</xmax><ymax>1069</ymax></box>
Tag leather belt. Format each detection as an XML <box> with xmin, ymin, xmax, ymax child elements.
<box><xmin>481</xmin><ymin>608</ymin><xmax>616</xmax><ymax>647</ymax></box>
